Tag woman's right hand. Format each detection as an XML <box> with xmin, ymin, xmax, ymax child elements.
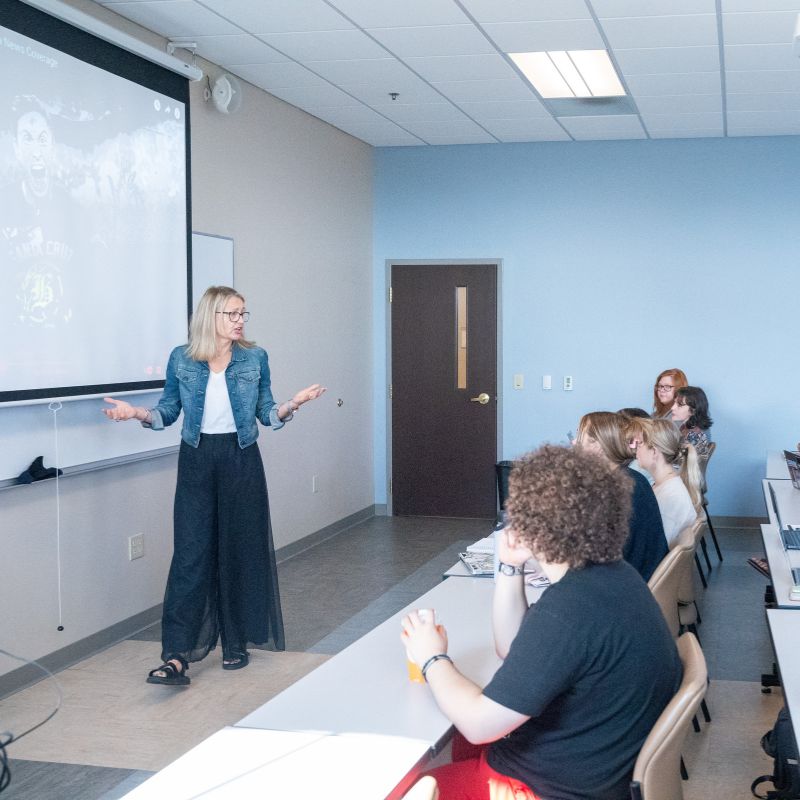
<box><xmin>497</xmin><ymin>527</ymin><xmax>534</xmax><ymax>568</ymax></box>
<box><xmin>102</xmin><ymin>397</ymin><xmax>137</xmax><ymax>421</ymax></box>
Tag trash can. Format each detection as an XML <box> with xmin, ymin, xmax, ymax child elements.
<box><xmin>495</xmin><ymin>460</ymin><xmax>515</xmax><ymax>515</ymax></box>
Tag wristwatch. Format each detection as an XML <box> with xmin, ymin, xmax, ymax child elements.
<box><xmin>498</xmin><ymin>562</ymin><xmax>524</xmax><ymax>576</ymax></box>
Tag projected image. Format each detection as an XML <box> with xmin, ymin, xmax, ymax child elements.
<box><xmin>0</xmin><ymin>25</ymin><xmax>188</xmax><ymax>398</ymax></box>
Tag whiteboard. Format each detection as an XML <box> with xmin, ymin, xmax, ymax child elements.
<box><xmin>0</xmin><ymin>232</ymin><xmax>235</xmax><ymax>484</ymax></box>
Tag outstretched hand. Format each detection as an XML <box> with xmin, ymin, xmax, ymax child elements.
<box><xmin>292</xmin><ymin>384</ymin><xmax>326</xmax><ymax>408</ymax></box>
<box><xmin>102</xmin><ymin>397</ymin><xmax>136</xmax><ymax>421</ymax></box>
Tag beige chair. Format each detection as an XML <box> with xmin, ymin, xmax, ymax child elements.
<box><xmin>629</xmin><ymin>632</ymin><xmax>708</xmax><ymax>800</ymax></box>
<box><xmin>648</xmin><ymin>527</ymin><xmax>695</xmax><ymax>639</ymax></box>
<box><xmin>677</xmin><ymin>518</ymin><xmax>705</xmax><ymax>637</ymax></box>
<box><xmin>698</xmin><ymin>442</ymin><xmax>723</xmax><ymax>564</ymax></box>
<box><xmin>402</xmin><ymin>775</ymin><xmax>439</xmax><ymax>800</ymax></box>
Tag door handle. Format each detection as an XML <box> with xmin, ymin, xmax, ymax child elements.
<box><xmin>470</xmin><ymin>392</ymin><xmax>490</xmax><ymax>405</ymax></box>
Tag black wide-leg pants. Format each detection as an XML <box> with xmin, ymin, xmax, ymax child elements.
<box><xmin>160</xmin><ymin>433</ymin><xmax>285</xmax><ymax>663</ymax></box>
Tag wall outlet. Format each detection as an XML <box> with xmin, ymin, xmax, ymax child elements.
<box><xmin>513</xmin><ymin>373</ymin><xmax>524</xmax><ymax>390</ymax></box>
<box><xmin>312</xmin><ymin>475</ymin><xmax>319</xmax><ymax>494</ymax></box>
<box><xmin>129</xmin><ymin>533</ymin><xmax>145</xmax><ymax>560</ymax></box>
<box><xmin>563</xmin><ymin>376</ymin><xmax>573</xmax><ymax>391</ymax></box>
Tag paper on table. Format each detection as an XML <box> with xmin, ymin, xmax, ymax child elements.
<box><xmin>466</xmin><ymin>535</ymin><xmax>495</xmax><ymax>554</ymax></box>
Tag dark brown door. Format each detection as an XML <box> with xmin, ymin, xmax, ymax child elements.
<box><xmin>391</xmin><ymin>264</ymin><xmax>497</xmax><ymax>517</ymax></box>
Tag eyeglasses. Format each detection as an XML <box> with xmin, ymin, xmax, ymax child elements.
<box><xmin>216</xmin><ymin>311</ymin><xmax>250</xmax><ymax>322</ymax></box>
<box><xmin>656</xmin><ymin>384</ymin><xmax>675</xmax><ymax>392</ymax></box>
<box><xmin>674</xmin><ymin>400</ymin><xmax>687</xmax><ymax>407</ymax></box>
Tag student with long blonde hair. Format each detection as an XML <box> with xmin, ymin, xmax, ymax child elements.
<box><xmin>628</xmin><ymin>418</ymin><xmax>702</xmax><ymax>547</ymax></box>
<box><xmin>576</xmin><ymin>412</ymin><xmax>668</xmax><ymax>581</ymax></box>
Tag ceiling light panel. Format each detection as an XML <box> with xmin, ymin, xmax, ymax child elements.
<box><xmin>510</xmin><ymin>50</ymin><xmax>625</xmax><ymax>98</ymax></box>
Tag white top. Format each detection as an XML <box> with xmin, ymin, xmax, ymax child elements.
<box><xmin>200</xmin><ymin>369</ymin><xmax>236</xmax><ymax>434</ymax></box>
<box><xmin>654</xmin><ymin>476</ymin><xmax>697</xmax><ymax>547</ymax></box>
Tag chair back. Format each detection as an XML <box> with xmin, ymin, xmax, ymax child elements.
<box><xmin>698</xmin><ymin>442</ymin><xmax>716</xmax><ymax>496</ymax></box>
<box><xmin>677</xmin><ymin>519</ymin><xmax>704</xmax><ymax>605</ymax></box>
<box><xmin>402</xmin><ymin>775</ymin><xmax>439</xmax><ymax>800</ymax></box>
<box><xmin>648</xmin><ymin>531</ymin><xmax>694</xmax><ymax>638</ymax></box>
<box><xmin>630</xmin><ymin>633</ymin><xmax>708</xmax><ymax>800</ymax></box>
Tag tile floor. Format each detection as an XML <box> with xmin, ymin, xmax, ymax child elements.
<box><xmin>0</xmin><ymin>518</ymin><xmax>785</xmax><ymax>799</ymax></box>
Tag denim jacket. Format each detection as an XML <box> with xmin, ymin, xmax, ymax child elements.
<box><xmin>145</xmin><ymin>344</ymin><xmax>288</xmax><ymax>448</ymax></box>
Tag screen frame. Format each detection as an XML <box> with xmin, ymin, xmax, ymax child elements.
<box><xmin>0</xmin><ymin>0</ymin><xmax>192</xmax><ymax>404</ymax></box>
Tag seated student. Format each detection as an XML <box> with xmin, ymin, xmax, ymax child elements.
<box><xmin>401</xmin><ymin>445</ymin><xmax>682</xmax><ymax>800</ymax></box>
<box><xmin>652</xmin><ymin>368</ymin><xmax>688</xmax><ymax>419</ymax></box>
<box><xmin>577</xmin><ymin>411</ymin><xmax>668</xmax><ymax>581</ymax></box>
<box><xmin>618</xmin><ymin>407</ymin><xmax>654</xmax><ymax>483</ymax></box>
<box><xmin>672</xmin><ymin>386</ymin><xmax>713</xmax><ymax>460</ymax></box>
<box><xmin>629</xmin><ymin>418</ymin><xmax>702</xmax><ymax>546</ymax></box>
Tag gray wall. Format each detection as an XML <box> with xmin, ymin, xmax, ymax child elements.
<box><xmin>0</xmin><ymin>5</ymin><xmax>374</xmax><ymax>681</ymax></box>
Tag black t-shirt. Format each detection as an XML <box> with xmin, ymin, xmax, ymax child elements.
<box><xmin>484</xmin><ymin>561</ymin><xmax>682</xmax><ymax>800</ymax></box>
<box><xmin>622</xmin><ymin>467</ymin><xmax>668</xmax><ymax>582</ymax></box>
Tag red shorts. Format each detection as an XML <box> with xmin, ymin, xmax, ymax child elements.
<box><xmin>426</xmin><ymin>734</ymin><xmax>538</xmax><ymax>800</ymax></box>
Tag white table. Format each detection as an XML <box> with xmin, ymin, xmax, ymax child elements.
<box><xmin>766</xmin><ymin>609</ymin><xmax>800</xmax><ymax>742</ymax></box>
<box><xmin>237</xmin><ymin>576</ymin><xmax>503</xmax><ymax>749</ymax></box>
<box><xmin>121</xmin><ymin>726</ymin><xmax>431</xmax><ymax>799</ymax></box>
<box><xmin>760</xmin><ymin>524</ymin><xmax>800</xmax><ymax>609</ymax></box>
<box><xmin>767</xmin><ymin>451</ymin><xmax>791</xmax><ymax>481</ymax></box>
<box><xmin>762</xmin><ymin>479</ymin><xmax>800</xmax><ymax>530</ymax></box>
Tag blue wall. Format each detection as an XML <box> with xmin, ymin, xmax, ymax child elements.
<box><xmin>373</xmin><ymin>136</ymin><xmax>800</xmax><ymax>517</ymax></box>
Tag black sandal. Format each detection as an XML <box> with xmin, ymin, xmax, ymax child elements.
<box><xmin>147</xmin><ymin>658</ymin><xmax>190</xmax><ymax>686</ymax></box>
<box><xmin>222</xmin><ymin>650</ymin><xmax>249</xmax><ymax>671</ymax></box>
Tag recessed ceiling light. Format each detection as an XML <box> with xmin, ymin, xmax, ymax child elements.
<box><xmin>509</xmin><ymin>50</ymin><xmax>625</xmax><ymax>99</ymax></box>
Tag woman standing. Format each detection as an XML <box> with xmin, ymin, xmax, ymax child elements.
<box><xmin>631</xmin><ymin>418</ymin><xmax>702</xmax><ymax>546</ymax></box>
<box><xmin>103</xmin><ymin>286</ymin><xmax>324</xmax><ymax>686</ymax></box>
<box><xmin>672</xmin><ymin>386</ymin><xmax>713</xmax><ymax>460</ymax></box>
<box><xmin>652</xmin><ymin>368</ymin><xmax>688</xmax><ymax>418</ymax></box>
<box><xmin>576</xmin><ymin>411</ymin><xmax>668</xmax><ymax>581</ymax></box>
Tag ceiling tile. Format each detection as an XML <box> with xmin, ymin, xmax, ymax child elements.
<box><xmin>193</xmin><ymin>34</ymin><xmax>288</xmax><ymax>65</ymax></box>
<box><xmin>457</xmin><ymin>99</ymin><xmax>551</xmax><ymax>120</ymax></box>
<box><xmin>326</xmin><ymin>0</ymin><xmax>469</xmax><ymax>28</ymax></box>
<box><xmin>724</xmin><ymin>43</ymin><xmax>800</xmax><ymax>71</ymax></box>
<box><xmin>402</xmin><ymin>118</ymin><xmax>492</xmax><ymax>139</ymax></box>
<box><xmin>650</xmin><ymin>128</ymin><xmax>723</xmax><ymax>137</ymax></box>
<box><xmin>722</xmin><ymin>0</ymin><xmax>800</xmax><ymax>10</ymax></box>
<box><xmin>366</xmin><ymin>25</ymin><xmax>496</xmax><ymax>57</ymax></box>
<box><xmin>728</xmin><ymin>108</ymin><xmax>800</xmax><ymax>126</ymax></box>
<box><xmin>404</xmin><ymin>54</ymin><xmax>518</xmax><ymax>82</ymax></box>
<box><xmin>726</xmin><ymin>91</ymin><xmax>800</xmax><ymax>111</ymax></box>
<box><xmin>640</xmin><ymin>111</ymin><xmax>723</xmax><ymax>130</ymax></box>
<box><xmin>304</xmin><ymin>58</ymin><xmax>419</xmax><ymax>85</ymax></box>
<box><xmin>593</xmin><ymin>1</ymin><xmax>717</xmax><ymax>17</ymax></box>
<box><xmin>457</xmin><ymin>0</ymin><xmax>591</xmax><ymax>24</ymax></box>
<box><xmin>558</xmin><ymin>114</ymin><xmax>647</xmax><ymax>139</ymax></box>
<box><xmin>264</xmin><ymin>83</ymin><xmax>364</xmax><ymax>107</ymax></box>
<box><xmin>726</xmin><ymin>70</ymin><xmax>800</xmax><ymax>92</ymax></box>
<box><xmin>728</xmin><ymin>124</ymin><xmax>800</xmax><ymax>136</ymax></box>
<box><xmin>723</xmin><ymin>11</ymin><xmax>799</xmax><ymax>45</ymax></box>
<box><xmin>305</xmin><ymin>105</ymin><xmax>401</xmax><ymax>125</ymax></box>
<box><xmin>635</xmin><ymin>94</ymin><xmax>722</xmax><ymax>113</ymax></box>
<box><xmin>198</xmin><ymin>0</ymin><xmax>354</xmax><ymax>33</ymax></box>
<box><xmin>369</xmin><ymin>102</ymin><xmax>473</xmax><ymax>123</ymax></box>
<box><xmin>328</xmin><ymin>119</ymin><xmax>425</xmax><ymax>145</ymax></box>
<box><xmin>103</xmin><ymin>0</ymin><xmax>240</xmax><ymax>37</ymax></box>
<box><xmin>480</xmin><ymin>117</ymin><xmax>571</xmax><ymax>141</ymax></box>
<box><xmin>626</xmin><ymin>71</ymin><xmax>721</xmax><ymax>94</ymax></box>
<box><xmin>601</xmin><ymin>14</ymin><xmax>718</xmax><ymax>50</ymax></box>
<box><xmin>422</xmin><ymin>132</ymin><xmax>499</xmax><ymax>144</ymax></box>
<box><xmin>229</xmin><ymin>62</ymin><xmax>328</xmax><ymax>89</ymax></box>
<box><xmin>343</xmin><ymin>78</ymin><xmax>446</xmax><ymax>105</ymax></box>
<box><xmin>613</xmin><ymin>45</ymin><xmax>720</xmax><ymax>74</ymax></box>
<box><xmin>431</xmin><ymin>78</ymin><xmax>539</xmax><ymax>102</ymax></box>
<box><xmin>257</xmin><ymin>29</ymin><xmax>388</xmax><ymax>61</ymax></box>
<box><xmin>482</xmin><ymin>19</ymin><xmax>605</xmax><ymax>51</ymax></box>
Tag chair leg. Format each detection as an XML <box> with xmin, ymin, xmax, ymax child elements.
<box><xmin>694</xmin><ymin>601</ymin><xmax>702</xmax><ymax>626</ymax></box>
<box><xmin>692</xmin><ymin>714</ymin><xmax>700</xmax><ymax>732</ymax></box>
<box><xmin>700</xmin><ymin>534</ymin><xmax>712</xmax><ymax>572</ymax></box>
<box><xmin>705</xmin><ymin>506</ymin><xmax>723</xmax><ymax>562</ymax></box>
<box><xmin>680</xmin><ymin>756</ymin><xmax>689</xmax><ymax>780</ymax></box>
<box><xmin>694</xmin><ymin>553</ymin><xmax>708</xmax><ymax>589</ymax></box>
<box><xmin>700</xmin><ymin>698</ymin><xmax>711</xmax><ymax>723</ymax></box>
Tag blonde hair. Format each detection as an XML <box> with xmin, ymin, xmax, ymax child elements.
<box><xmin>636</xmin><ymin>418</ymin><xmax>703</xmax><ymax>510</ymax></box>
<box><xmin>186</xmin><ymin>286</ymin><xmax>254</xmax><ymax>362</ymax></box>
<box><xmin>577</xmin><ymin>412</ymin><xmax>632</xmax><ymax>465</ymax></box>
